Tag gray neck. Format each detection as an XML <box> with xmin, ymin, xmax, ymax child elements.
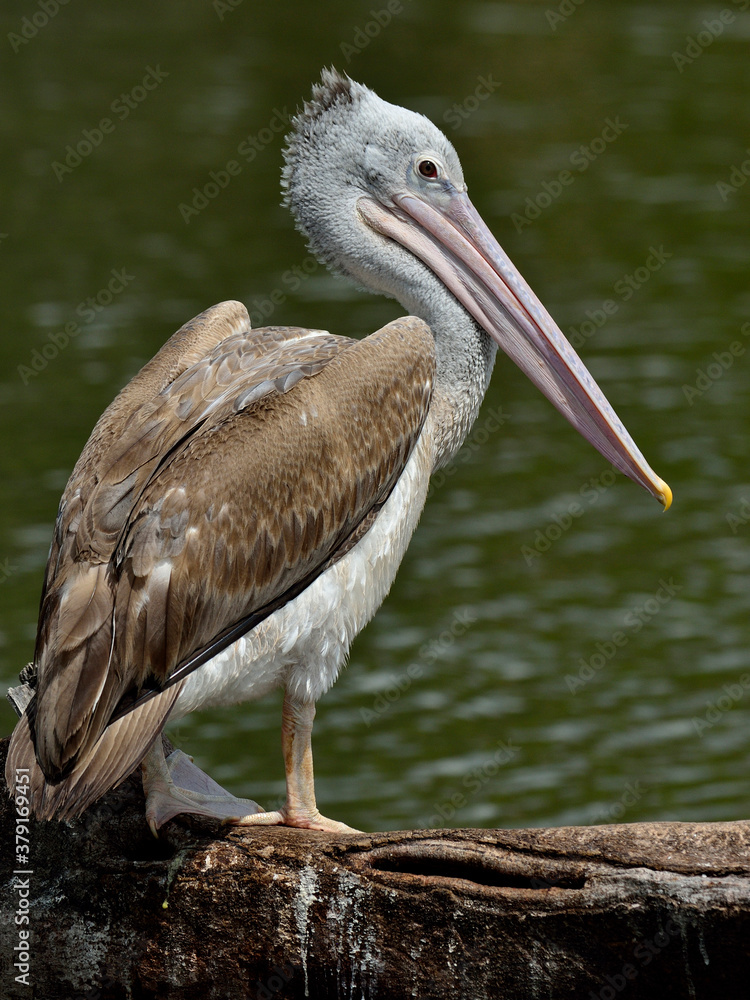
<box><xmin>400</xmin><ymin>283</ymin><xmax>498</xmax><ymax>470</ymax></box>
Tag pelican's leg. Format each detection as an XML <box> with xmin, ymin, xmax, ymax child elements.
<box><xmin>230</xmin><ymin>691</ymin><xmax>359</xmax><ymax>833</ymax></box>
<box><xmin>142</xmin><ymin>740</ymin><xmax>264</xmax><ymax>836</ymax></box>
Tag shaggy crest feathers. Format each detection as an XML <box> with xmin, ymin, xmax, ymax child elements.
<box><xmin>283</xmin><ymin>69</ymin><xmax>354</xmax><ymax>165</ymax></box>
<box><xmin>281</xmin><ymin>68</ymin><xmax>364</xmax><ymax>209</ymax></box>
<box><xmin>301</xmin><ymin>66</ymin><xmax>355</xmax><ymax>120</ymax></box>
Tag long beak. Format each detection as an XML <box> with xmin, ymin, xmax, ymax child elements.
<box><xmin>358</xmin><ymin>190</ymin><xmax>671</xmax><ymax>509</ymax></box>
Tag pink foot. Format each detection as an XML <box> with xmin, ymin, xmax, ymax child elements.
<box><xmin>229</xmin><ymin>806</ymin><xmax>359</xmax><ymax>833</ymax></box>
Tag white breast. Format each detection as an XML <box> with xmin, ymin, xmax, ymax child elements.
<box><xmin>172</xmin><ymin>424</ymin><xmax>435</xmax><ymax>718</ymax></box>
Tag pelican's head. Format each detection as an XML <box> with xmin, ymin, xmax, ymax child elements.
<box><xmin>283</xmin><ymin>68</ymin><xmax>671</xmax><ymax>509</ymax></box>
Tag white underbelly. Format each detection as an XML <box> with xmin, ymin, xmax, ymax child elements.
<box><xmin>173</xmin><ymin>428</ymin><xmax>434</xmax><ymax>717</ymax></box>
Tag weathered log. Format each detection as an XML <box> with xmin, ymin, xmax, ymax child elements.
<box><xmin>1</xmin><ymin>735</ymin><xmax>748</xmax><ymax>1000</ymax></box>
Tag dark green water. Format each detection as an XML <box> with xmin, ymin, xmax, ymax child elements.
<box><xmin>1</xmin><ymin>1</ymin><xmax>748</xmax><ymax>831</ymax></box>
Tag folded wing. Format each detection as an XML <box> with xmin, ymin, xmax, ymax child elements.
<box><xmin>6</xmin><ymin>301</ymin><xmax>435</xmax><ymax>819</ymax></box>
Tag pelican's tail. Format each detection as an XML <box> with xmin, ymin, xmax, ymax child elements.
<box><xmin>5</xmin><ymin>684</ymin><xmax>183</xmax><ymax>821</ymax></box>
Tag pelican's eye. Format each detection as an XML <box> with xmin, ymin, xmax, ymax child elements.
<box><xmin>417</xmin><ymin>159</ymin><xmax>439</xmax><ymax>179</ymax></box>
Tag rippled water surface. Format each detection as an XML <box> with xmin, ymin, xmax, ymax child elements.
<box><xmin>1</xmin><ymin>1</ymin><xmax>748</xmax><ymax>831</ymax></box>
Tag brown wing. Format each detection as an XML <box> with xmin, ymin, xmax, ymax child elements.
<box><xmin>30</xmin><ymin>300</ymin><xmax>347</xmax><ymax>779</ymax></box>
<box><xmin>41</xmin><ymin>300</ymin><xmax>255</xmax><ymax>591</ymax></box>
<box><xmin>9</xmin><ymin>302</ymin><xmax>434</xmax><ymax>818</ymax></box>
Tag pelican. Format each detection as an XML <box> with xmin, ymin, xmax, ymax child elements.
<box><xmin>6</xmin><ymin>69</ymin><xmax>671</xmax><ymax>833</ymax></box>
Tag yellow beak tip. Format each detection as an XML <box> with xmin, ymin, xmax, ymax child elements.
<box><xmin>657</xmin><ymin>479</ymin><xmax>673</xmax><ymax>511</ymax></box>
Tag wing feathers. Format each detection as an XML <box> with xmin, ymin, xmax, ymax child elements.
<box><xmin>9</xmin><ymin>309</ymin><xmax>435</xmax><ymax>820</ymax></box>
